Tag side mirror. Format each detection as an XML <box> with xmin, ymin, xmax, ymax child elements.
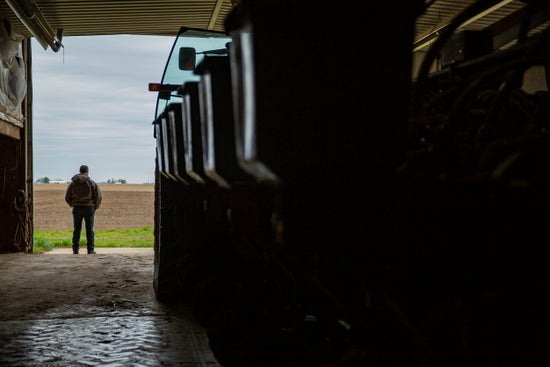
<box><xmin>179</xmin><ymin>47</ymin><xmax>197</xmax><ymax>70</ymax></box>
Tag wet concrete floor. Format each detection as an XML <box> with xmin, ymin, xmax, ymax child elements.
<box><xmin>0</xmin><ymin>248</ymin><xmax>221</xmax><ymax>366</ymax></box>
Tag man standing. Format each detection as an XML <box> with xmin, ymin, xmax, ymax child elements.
<box><xmin>65</xmin><ymin>164</ymin><xmax>102</xmax><ymax>254</ymax></box>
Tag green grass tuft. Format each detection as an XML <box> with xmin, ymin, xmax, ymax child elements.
<box><xmin>33</xmin><ymin>226</ymin><xmax>153</xmax><ymax>253</ymax></box>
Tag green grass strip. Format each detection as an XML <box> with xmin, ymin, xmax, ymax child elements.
<box><xmin>33</xmin><ymin>226</ymin><xmax>153</xmax><ymax>253</ymax></box>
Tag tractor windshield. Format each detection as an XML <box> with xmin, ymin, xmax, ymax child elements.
<box><xmin>154</xmin><ymin>27</ymin><xmax>231</xmax><ymax>118</ymax></box>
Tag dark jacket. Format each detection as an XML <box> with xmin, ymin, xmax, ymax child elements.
<box><xmin>65</xmin><ymin>174</ymin><xmax>102</xmax><ymax>208</ymax></box>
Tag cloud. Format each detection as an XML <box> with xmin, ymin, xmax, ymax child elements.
<box><xmin>32</xmin><ymin>34</ymin><xmax>174</xmax><ymax>183</ymax></box>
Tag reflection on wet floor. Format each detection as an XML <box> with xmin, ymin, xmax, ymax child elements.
<box><xmin>0</xmin><ymin>251</ymin><xmax>221</xmax><ymax>366</ymax></box>
<box><xmin>0</xmin><ymin>312</ymin><xmax>220</xmax><ymax>366</ymax></box>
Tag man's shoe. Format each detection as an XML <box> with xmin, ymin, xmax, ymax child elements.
<box><xmin>88</xmin><ymin>251</ymin><xmax>96</xmax><ymax>254</ymax></box>
<box><xmin>73</xmin><ymin>252</ymin><xmax>78</xmax><ymax>255</ymax></box>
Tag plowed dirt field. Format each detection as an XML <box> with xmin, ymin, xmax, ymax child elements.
<box><xmin>33</xmin><ymin>183</ymin><xmax>154</xmax><ymax>231</ymax></box>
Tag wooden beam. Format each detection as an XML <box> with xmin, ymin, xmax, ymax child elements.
<box><xmin>0</xmin><ymin>119</ymin><xmax>21</xmax><ymax>140</ymax></box>
<box><xmin>208</xmin><ymin>0</ymin><xmax>226</xmax><ymax>30</ymax></box>
<box><xmin>489</xmin><ymin>2</ymin><xmax>550</xmax><ymax>49</ymax></box>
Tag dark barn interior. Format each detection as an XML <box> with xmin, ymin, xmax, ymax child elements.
<box><xmin>1</xmin><ymin>0</ymin><xmax>550</xmax><ymax>365</ymax></box>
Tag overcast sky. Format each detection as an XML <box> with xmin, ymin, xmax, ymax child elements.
<box><xmin>32</xmin><ymin>34</ymin><xmax>175</xmax><ymax>184</ymax></box>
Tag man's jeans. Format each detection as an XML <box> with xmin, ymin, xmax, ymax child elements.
<box><xmin>72</xmin><ymin>206</ymin><xmax>96</xmax><ymax>253</ymax></box>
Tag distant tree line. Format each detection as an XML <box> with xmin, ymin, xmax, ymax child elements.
<box><xmin>35</xmin><ymin>177</ymin><xmax>127</xmax><ymax>184</ymax></box>
<box><xmin>106</xmin><ymin>178</ymin><xmax>127</xmax><ymax>184</ymax></box>
<box><xmin>35</xmin><ymin>177</ymin><xmax>65</xmax><ymax>183</ymax></box>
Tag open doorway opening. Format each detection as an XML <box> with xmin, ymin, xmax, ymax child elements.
<box><xmin>31</xmin><ymin>34</ymin><xmax>172</xmax><ymax>253</ymax></box>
